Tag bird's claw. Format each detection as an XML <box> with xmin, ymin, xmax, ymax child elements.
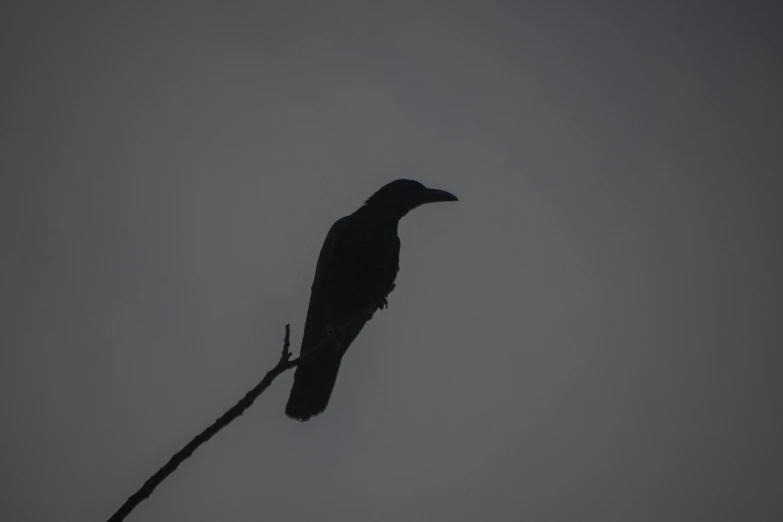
<box><xmin>326</xmin><ymin>324</ymin><xmax>343</xmax><ymax>351</ymax></box>
<box><xmin>379</xmin><ymin>284</ymin><xmax>395</xmax><ymax>309</ymax></box>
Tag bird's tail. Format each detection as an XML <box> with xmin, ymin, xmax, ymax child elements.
<box><xmin>285</xmin><ymin>350</ymin><xmax>344</xmax><ymax>421</ymax></box>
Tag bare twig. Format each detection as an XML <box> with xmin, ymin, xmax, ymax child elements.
<box><xmin>106</xmin><ymin>304</ymin><xmax>377</xmax><ymax>522</ymax></box>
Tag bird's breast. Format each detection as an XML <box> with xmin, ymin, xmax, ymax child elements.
<box><xmin>333</xmin><ymin>230</ymin><xmax>399</xmax><ymax>303</ymax></box>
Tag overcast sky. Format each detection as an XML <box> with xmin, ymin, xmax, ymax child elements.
<box><xmin>1</xmin><ymin>1</ymin><xmax>781</xmax><ymax>521</ymax></box>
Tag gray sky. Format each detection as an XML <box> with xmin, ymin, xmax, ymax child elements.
<box><xmin>2</xmin><ymin>1</ymin><xmax>781</xmax><ymax>521</ymax></box>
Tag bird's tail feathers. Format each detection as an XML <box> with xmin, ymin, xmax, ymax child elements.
<box><xmin>285</xmin><ymin>352</ymin><xmax>343</xmax><ymax>421</ymax></box>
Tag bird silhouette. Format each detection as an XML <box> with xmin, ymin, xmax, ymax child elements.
<box><xmin>285</xmin><ymin>179</ymin><xmax>458</xmax><ymax>421</ymax></box>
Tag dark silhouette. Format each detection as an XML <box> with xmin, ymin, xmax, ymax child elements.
<box><xmin>285</xmin><ymin>179</ymin><xmax>458</xmax><ymax>421</ymax></box>
<box><xmin>106</xmin><ymin>179</ymin><xmax>456</xmax><ymax>521</ymax></box>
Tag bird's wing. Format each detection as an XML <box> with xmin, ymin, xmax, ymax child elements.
<box><xmin>299</xmin><ymin>216</ymin><xmax>375</xmax><ymax>355</ymax></box>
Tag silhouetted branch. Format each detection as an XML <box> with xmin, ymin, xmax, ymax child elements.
<box><xmin>106</xmin><ymin>304</ymin><xmax>377</xmax><ymax>522</ymax></box>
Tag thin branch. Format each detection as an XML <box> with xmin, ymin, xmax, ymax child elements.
<box><xmin>106</xmin><ymin>305</ymin><xmax>377</xmax><ymax>522</ymax></box>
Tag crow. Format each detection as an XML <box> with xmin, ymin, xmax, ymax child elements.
<box><xmin>285</xmin><ymin>179</ymin><xmax>458</xmax><ymax>421</ymax></box>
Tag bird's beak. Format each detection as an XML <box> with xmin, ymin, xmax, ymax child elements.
<box><xmin>422</xmin><ymin>188</ymin><xmax>459</xmax><ymax>204</ymax></box>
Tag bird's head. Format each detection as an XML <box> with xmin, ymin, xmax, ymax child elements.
<box><xmin>364</xmin><ymin>179</ymin><xmax>458</xmax><ymax>218</ymax></box>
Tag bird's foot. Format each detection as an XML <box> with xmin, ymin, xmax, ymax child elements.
<box><xmin>379</xmin><ymin>284</ymin><xmax>395</xmax><ymax>309</ymax></box>
<box><xmin>325</xmin><ymin>324</ymin><xmax>344</xmax><ymax>352</ymax></box>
